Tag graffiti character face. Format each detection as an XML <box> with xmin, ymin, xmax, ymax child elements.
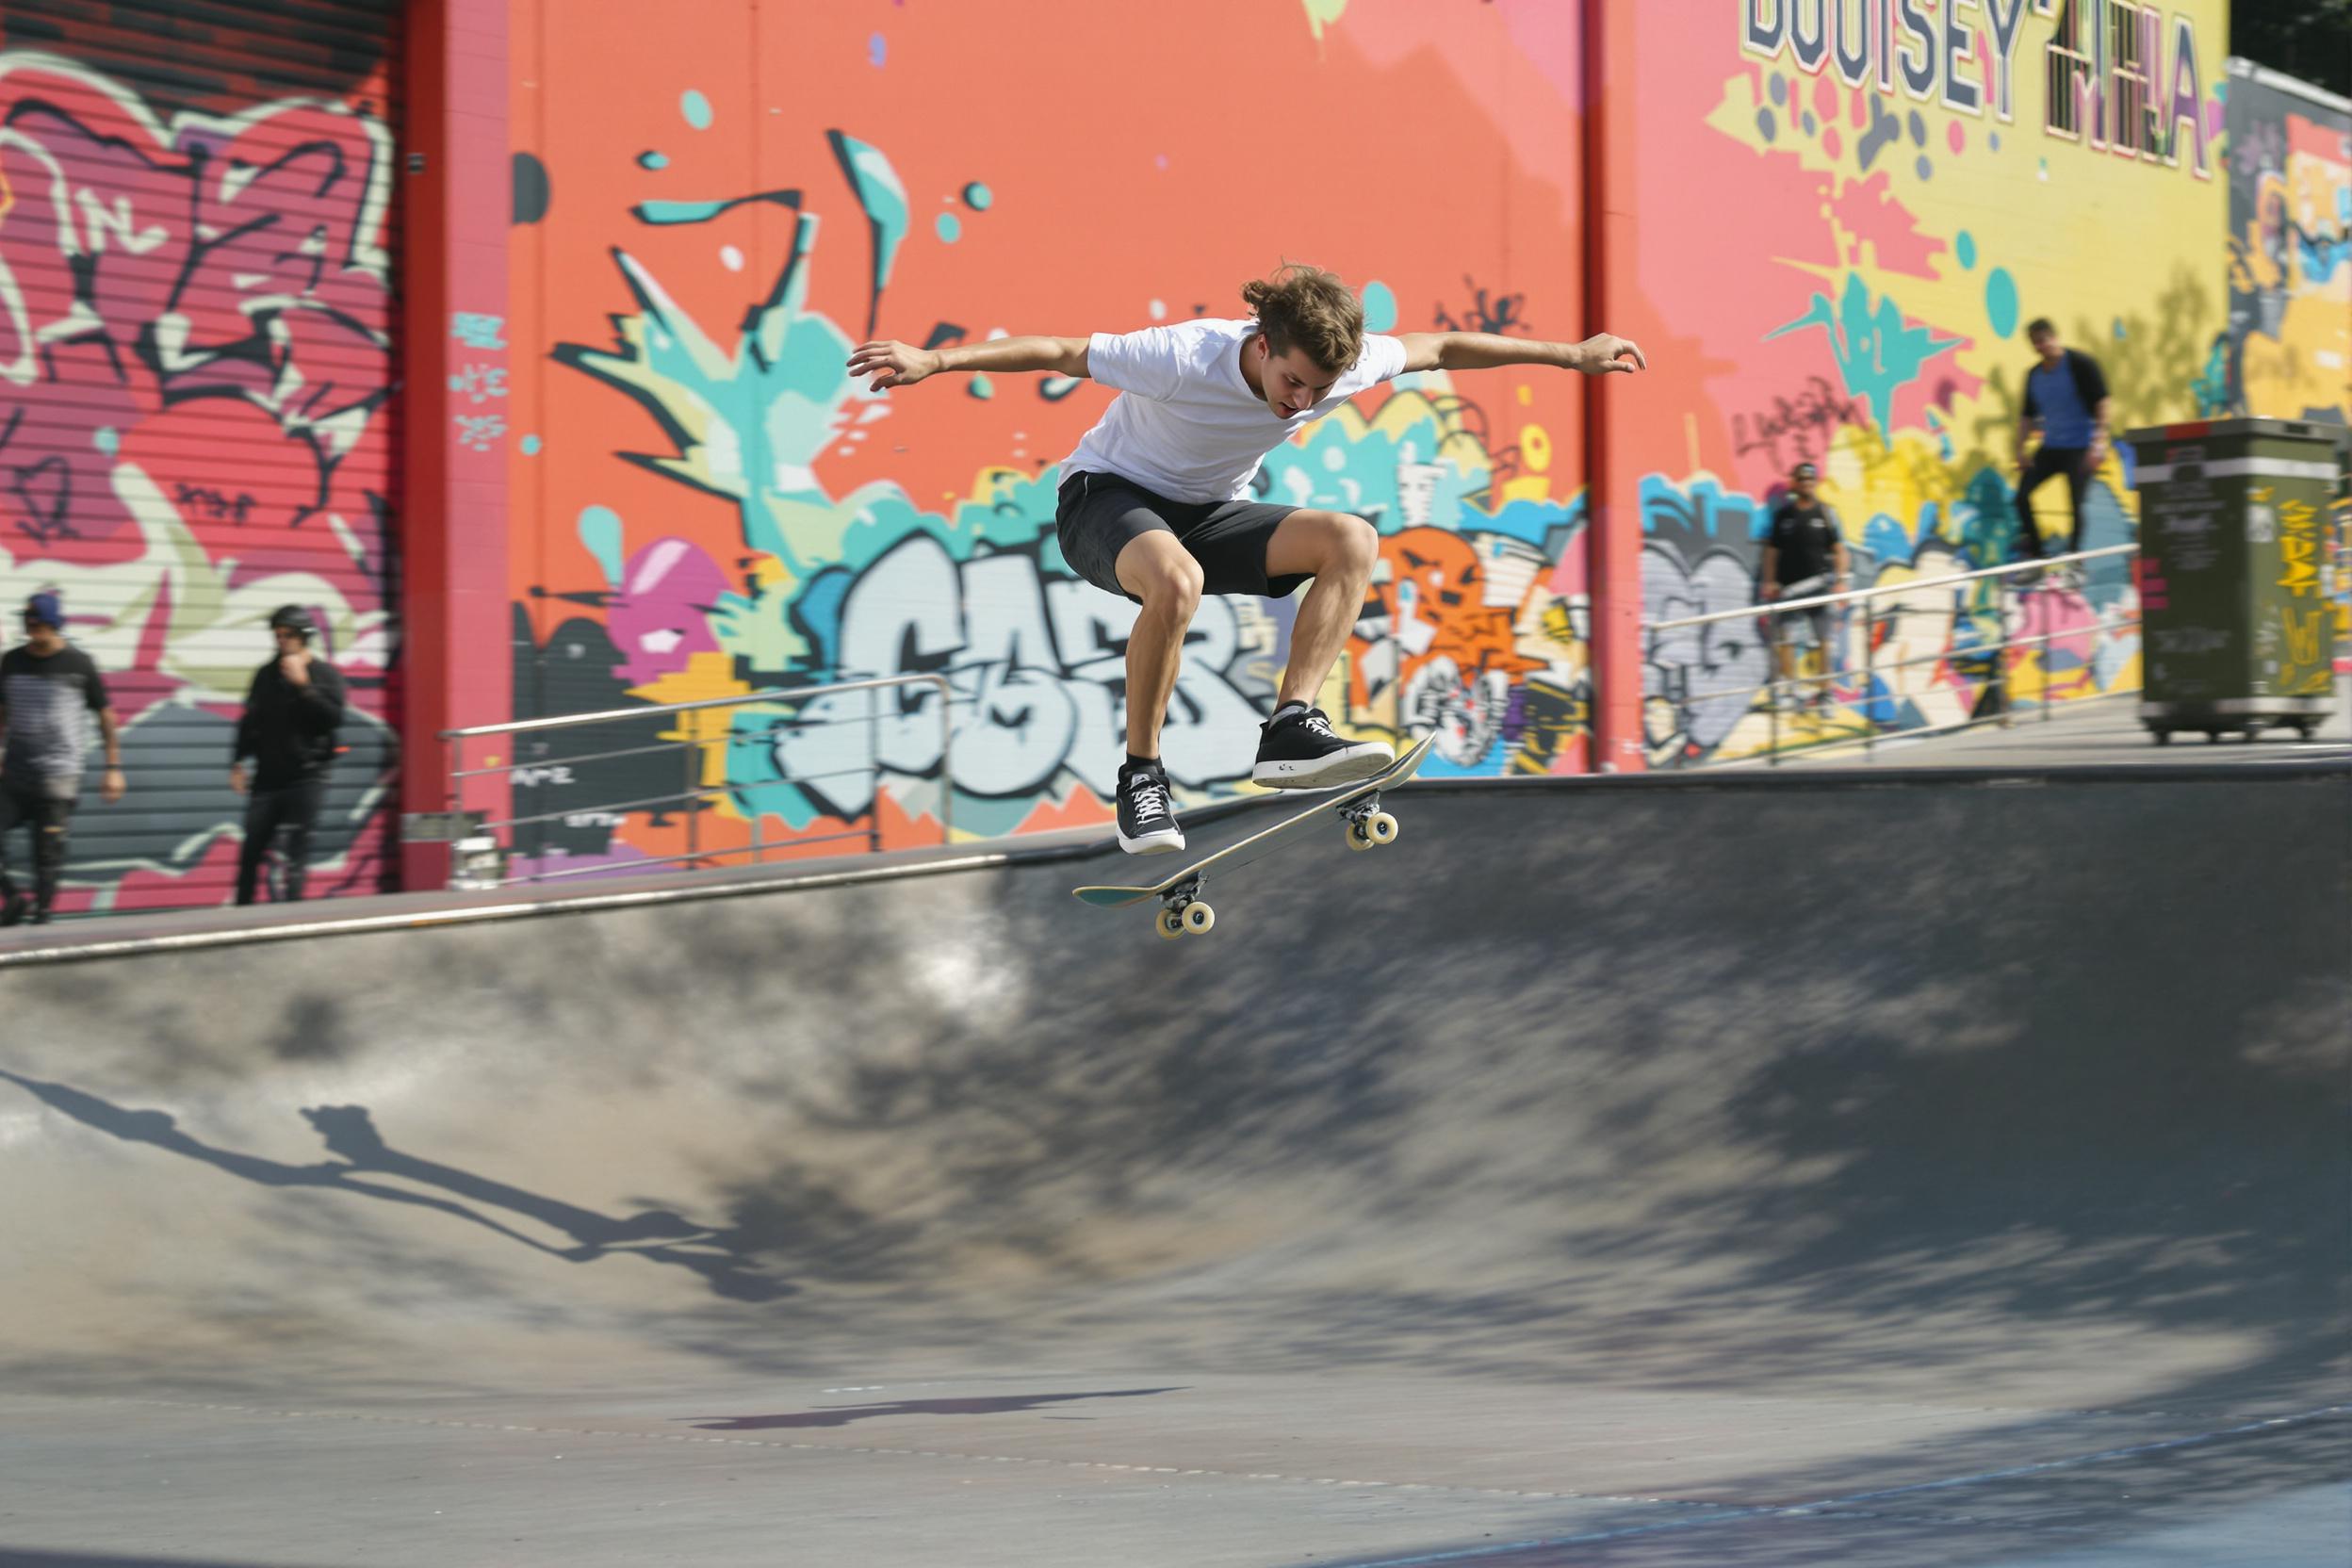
<box><xmin>1246</xmin><ymin>335</ymin><xmax>1339</xmax><ymax>419</ymax></box>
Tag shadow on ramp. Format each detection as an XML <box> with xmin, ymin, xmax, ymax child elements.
<box><xmin>0</xmin><ymin>1070</ymin><xmax>793</xmax><ymax>1303</ymax></box>
<box><xmin>679</xmin><ymin>1386</ymin><xmax>1186</xmax><ymax>1429</ymax></box>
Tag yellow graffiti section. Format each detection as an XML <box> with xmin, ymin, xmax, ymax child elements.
<box><xmin>2238</xmin><ymin>150</ymin><xmax>2352</xmax><ymax>424</ymax></box>
<box><xmin>1299</xmin><ymin>0</ymin><xmax>1349</xmax><ymax>42</ymax></box>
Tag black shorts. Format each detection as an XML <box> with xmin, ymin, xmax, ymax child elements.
<box><xmin>1055</xmin><ymin>471</ymin><xmax>1307</xmax><ymax>604</ymax></box>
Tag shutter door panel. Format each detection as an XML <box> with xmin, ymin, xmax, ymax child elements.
<box><xmin>0</xmin><ymin>0</ymin><xmax>401</xmax><ymax>915</ymax></box>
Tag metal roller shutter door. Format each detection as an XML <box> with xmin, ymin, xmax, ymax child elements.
<box><xmin>0</xmin><ymin>0</ymin><xmax>402</xmax><ymax>914</ymax></box>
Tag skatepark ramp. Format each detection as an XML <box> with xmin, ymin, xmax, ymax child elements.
<box><xmin>1</xmin><ymin>764</ymin><xmax>2344</xmax><ymax>1566</ymax></box>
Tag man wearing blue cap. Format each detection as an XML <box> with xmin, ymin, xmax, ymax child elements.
<box><xmin>0</xmin><ymin>593</ymin><xmax>124</xmax><ymax>925</ymax></box>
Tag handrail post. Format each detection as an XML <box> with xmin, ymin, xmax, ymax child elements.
<box><xmin>1860</xmin><ymin>596</ymin><xmax>1875</xmax><ymax>758</ymax></box>
<box><xmin>1999</xmin><ymin>580</ymin><xmax>2017</xmax><ymax>729</ymax></box>
<box><xmin>447</xmin><ymin>734</ymin><xmax>465</xmax><ymax>890</ymax></box>
<box><xmin>868</xmin><ymin>685</ymin><xmax>884</xmax><ymax>854</ymax></box>
<box><xmin>931</xmin><ymin>674</ymin><xmax>954</xmax><ymax>846</ymax></box>
<box><xmin>683</xmin><ymin>727</ymin><xmax>700</xmax><ymax>871</ymax></box>
<box><xmin>2032</xmin><ymin>620</ymin><xmax>2050</xmax><ymax>728</ymax></box>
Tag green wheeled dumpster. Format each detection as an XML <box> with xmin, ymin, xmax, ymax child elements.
<box><xmin>2124</xmin><ymin>417</ymin><xmax>2345</xmax><ymax>743</ymax></box>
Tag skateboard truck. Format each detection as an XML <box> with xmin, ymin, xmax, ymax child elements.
<box><xmin>1337</xmin><ymin>790</ymin><xmax>1401</xmax><ymax>853</ymax></box>
<box><xmin>1153</xmin><ymin>875</ymin><xmax>1216</xmax><ymax>940</ymax></box>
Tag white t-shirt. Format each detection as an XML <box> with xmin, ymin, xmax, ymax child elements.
<box><xmin>1062</xmin><ymin>318</ymin><xmax>1409</xmax><ymax>503</ymax></box>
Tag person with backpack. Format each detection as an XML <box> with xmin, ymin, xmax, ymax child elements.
<box><xmin>2014</xmin><ymin>318</ymin><xmax>2114</xmax><ymax>565</ymax></box>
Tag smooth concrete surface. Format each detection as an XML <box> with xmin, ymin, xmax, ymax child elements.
<box><xmin>1762</xmin><ymin>674</ymin><xmax>2352</xmax><ymax>772</ymax></box>
<box><xmin>1</xmin><ymin>768</ymin><xmax>2345</xmax><ymax>1566</ymax></box>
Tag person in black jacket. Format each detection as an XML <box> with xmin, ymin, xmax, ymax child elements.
<box><xmin>2013</xmin><ymin>318</ymin><xmax>2114</xmax><ymax>564</ymax></box>
<box><xmin>1758</xmin><ymin>461</ymin><xmax>1851</xmax><ymax>710</ymax></box>
<box><xmin>231</xmin><ymin>606</ymin><xmax>346</xmax><ymax>905</ymax></box>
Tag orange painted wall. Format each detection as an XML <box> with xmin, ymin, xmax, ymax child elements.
<box><xmin>506</xmin><ymin>0</ymin><xmax>1591</xmax><ymax>871</ymax></box>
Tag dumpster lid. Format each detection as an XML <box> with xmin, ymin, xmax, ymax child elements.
<box><xmin>2121</xmin><ymin>416</ymin><xmax>2346</xmax><ymax>447</ymax></box>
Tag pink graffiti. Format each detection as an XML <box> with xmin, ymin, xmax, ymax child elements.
<box><xmin>610</xmin><ymin>538</ymin><xmax>728</xmax><ymax>685</ymax></box>
<box><xmin>0</xmin><ymin>60</ymin><xmax>394</xmax><ymax>579</ymax></box>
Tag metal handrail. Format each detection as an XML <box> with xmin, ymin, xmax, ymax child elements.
<box><xmin>1642</xmin><ymin>541</ymin><xmax>2146</xmax><ymax>767</ymax></box>
<box><xmin>1646</xmin><ymin>543</ymin><xmax>2135</xmax><ymax>633</ymax></box>
<box><xmin>438</xmin><ymin>673</ymin><xmax>956</xmax><ymax>886</ymax></box>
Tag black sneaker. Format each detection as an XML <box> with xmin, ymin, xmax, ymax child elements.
<box><xmin>0</xmin><ymin>890</ymin><xmax>25</xmax><ymax>928</ymax></box>
<box><xmin>1116</xmin><ymin>760</ymin><xmax>1184</xmax><ymax>856</ymax></box>
<box><xmin>1252</xmin><ymin>705</ymin><xmax>1394</xmax><ymax>789</ymax></box>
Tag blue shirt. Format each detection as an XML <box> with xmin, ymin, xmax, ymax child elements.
<box><xmin>2028</xmin><ymin>359</ymin><xmax>2095</xmax><ymax>448</ymax></box>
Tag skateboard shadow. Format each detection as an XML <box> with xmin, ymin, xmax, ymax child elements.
<box><xmin>679</xmin><ymin>1386</ymin><xmax>1185</xmax><ymax>1429</ymax></box>
<box><xmin>0</xmin><ymin>1069</ymin><xmax>792</xmax><ymax>1302</ymax></box>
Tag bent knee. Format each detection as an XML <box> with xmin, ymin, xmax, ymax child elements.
<box><xmin>1126</xmin><ymin>553</ymin><xmax>1204</xmax><ymax>614</ymax></box>
<box><xmin>1315</xmin><ymin>511</ymin><xmax>1379</xmax><ymax>576</ymax></box>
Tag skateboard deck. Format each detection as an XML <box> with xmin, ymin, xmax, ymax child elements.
<box><xmin>1072</xmin><ymin>733</ymin><xmax>1438</xmax><ymax>939</ymax></box>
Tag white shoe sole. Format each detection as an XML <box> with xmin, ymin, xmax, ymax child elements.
<box><xmin>1251</xmin><ymin>743</ymin><xmax>1395</xmax><ymax>790</ymax></box>
<box><xmin>1117</xmin><ymin>825</ymin><xmax>1186</xmax><ymax>855</ymax></box>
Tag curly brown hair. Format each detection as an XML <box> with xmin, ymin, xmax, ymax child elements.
<box><xmin>1240</xmin><ymin>263</ymin><xmax>1365</xmax><ymax>374</ymax></box>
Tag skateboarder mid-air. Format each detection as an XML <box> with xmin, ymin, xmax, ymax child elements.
<box><xmin>847</xmin><ymin>264</ymin><xmax>1644</xmax><ymax>855</ymax></box>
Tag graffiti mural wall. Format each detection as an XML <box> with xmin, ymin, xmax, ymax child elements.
<box><xmin>508</xmin><ymin>0</ymin><xmax>2236</xmax><ymax>867</ymax></box>
<box><xmin>0</xmin><ymin>2</ymin><xmax>403</xmax><ymax>910</ymax></box>
<box><xmin>2222</xmin><ymin>60</ymin><xmax>2351</xmax><ymax>429</ymax></box>
<box><xmin>506</xmin><ymin>0</ymin><xmax>1594</xmax><ymax>870</ymax></box>
<box><xmin>1609</xmin><ymin>0</ymin><xmax>2230</xmax><ymax>766</ymax></box>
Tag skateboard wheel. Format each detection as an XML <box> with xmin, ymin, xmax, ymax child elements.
<box><xmin>1156</xmin><ymin>908</ymin><xmax>1185</xmax><ymax>939</ymax></box>
<box><xmin>1346</xmin><ymin>823</ymin><xmax>1375</xmax><ymax>851</ymax></box>
<box><xmin>1366</xmin><ymin>810</ymin><xmax>1399</xmax><ymax>845</ymax></box>
<box><xmin>1182</xmin><ymin>901</ymin><xmax>1216</xmax><ymax>935</ymax></box>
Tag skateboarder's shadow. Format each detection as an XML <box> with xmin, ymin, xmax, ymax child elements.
<box><xmin>0</xmin><ymin>1070</ymin><xmax>791</xmax><ymax>1302</ymax></box>
<box><xmin>681</xmin><ymin>1387</ymin><xmax>1186</xmax><ymax>1430</ymax></box>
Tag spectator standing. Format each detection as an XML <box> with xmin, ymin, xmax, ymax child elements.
<box><xmin>0</xmin><ymin>593</ymin><xmax>124</xmax><ymax>925</ymax></box>
<box><xmin>231</xmin><ymin>606</ymin><xmax>346</xmax><ymax>905</ymax></box>
<box><xmin>1758</xmin><ymin>462</ymin><xmax>1851</xmax><ymax>711</ymax></box>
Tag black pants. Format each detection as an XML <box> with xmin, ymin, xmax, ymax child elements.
<box><xmin>237</xmin><ymin>777</ymin><xmax>327</xmax><ymax>905</ymax></box>
<box><xmin>0</xmin><ymin>774</ymin><xmax>75</xmax><ymax>916</ymax></box>
<box><xmin>2015</xmin><ymin>446</ymin><xmax>2092</xmax><ymax>560</ymax></box>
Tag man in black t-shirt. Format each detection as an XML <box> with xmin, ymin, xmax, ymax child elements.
<box><xmin>1757</xmin><ymin>462</ymin><xmax>1851</xmax><ymax>711</ymax></box>
<box><xmin>0</xmin><ymin>593</ymin><xmax>125</xmax><ymax>925</ymax></box>
<box><xmin>231</xmin><ymin>605</ymin><xmax>347</xmax><ymax>905</ymax></box>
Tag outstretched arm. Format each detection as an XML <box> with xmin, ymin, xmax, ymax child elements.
<box><xmin>848</xmin><ymin>335</ymin><xmax>1091</xmax><ymax>390</ymax></box>
<box><xmin>1395</xmin><ymin>331</ymin><xmax>1646</xmax><ymax>376</ymax></box>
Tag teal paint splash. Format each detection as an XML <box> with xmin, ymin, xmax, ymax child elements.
<box><xmin>557</xmin><ymin>214</ymin><xmax>868</xmax><ymax>576</ymax></box>
<box><xmin>631</xmin><ymin>188</ymin><xmax>803</xmax><ymax>227</ymax></box>
<box><xmin>936</xmin><ymin>211</ymin><xmax>961</xmax><ymax>243</ymax></box>
<box><xmin>961</xmin><ymin>182</ymin><xmax>992</xmax><ymax>211</ymax></box>
<box><xmin>579</xmin><ymin>505</ymin><xmax>626</xmax><ymax>585</ymax></box>
<box><xmin>680</xmin><ymin>90</ymin><xmax>713</xmax><ymax>129</ymax></box>
<box><xmin>1984</xmin><ymin>267</ymin><xmax>2019</xmax><ymax>337</ymax></box>
<box><xmin>1767</xmin><ymin>273</ymin><xmax>1962</xmax><ymax>429</ymax></box>
<box><xmin>826</xmin><ymin>130</ymin><xmax>910</xmax><ymax>338</ymax></box>
<box><xmin>637</xmin><ymin>151</ymin><xmax>669</xmax><ymax>171</ymax></box>
<box><xmin>1360</xmin><ymin>280</ymin><xmax>1397</xmax><ymax>334</ymax></box>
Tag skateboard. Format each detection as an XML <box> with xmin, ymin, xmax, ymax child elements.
<box><xmin>1072</xmin><ymin>733</ymin><xmax>1438</xmax><ymax>939</ymax></box>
